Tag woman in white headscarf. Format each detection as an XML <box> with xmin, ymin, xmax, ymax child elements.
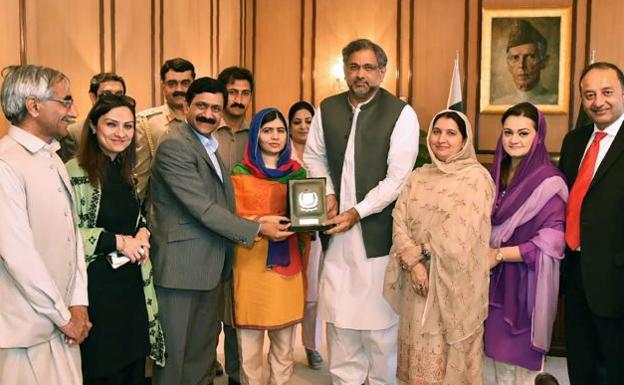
<box><xmin>384</xmin><ymin>110</ymin><xmax>494</xmax><ymax>384</ymax></box>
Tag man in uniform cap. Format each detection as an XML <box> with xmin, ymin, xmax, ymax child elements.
<box><xmin>493</xmin><ymin>19</ymin><xmax>558</xmax><ymax>105</ymax></box>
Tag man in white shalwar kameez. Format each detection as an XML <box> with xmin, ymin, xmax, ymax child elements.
<box><xmin>304</xmin><ymin>39</ymin><xmax>419</xmax><ymax>385</ymax></box>
<box><xmin>0</xmin><ymin>65</ymin><xmax>91</xmax><ymax>385</ymax></box>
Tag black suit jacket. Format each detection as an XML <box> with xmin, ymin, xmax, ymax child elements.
<box><xmin>149</xmin><ymin>122</ymin><xmax>259</xmax><ymax>291</ymax></box>
<box><xmin>559</xmin><ymin>119</ymin><xmax>624</xmax><ymax>318</ymax></box>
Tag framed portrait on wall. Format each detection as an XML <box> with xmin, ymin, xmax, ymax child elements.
<box><xmin>480</xmin><ymin>8</ymin><xmax>572</xmax><ymax>114</ymax></box>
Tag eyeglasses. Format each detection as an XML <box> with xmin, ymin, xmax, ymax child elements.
<box><xmin>46</xmin><ymin>96</ymin><xmax>74</xmax><ymax>109</ymax></box>
<box><xmin>346</xmin><ymin>63</ymin><xmax>381</xmax><ymax>74</ymax></box>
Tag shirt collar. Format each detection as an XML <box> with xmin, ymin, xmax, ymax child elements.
<box><xmin>9</xmin><ymin>125</ymin><xmax>60</xmax><ymax>154</ymax></box>
<box><xmin>163</xmin><ymin>103</ymin><xmax>185</xmax><ymax>123</ymax></box>
<box><xmin>348</xmin><ymin>90</ymin><xmax>377</xmax><ymax>111</ymax></box>
<box><xmin>593</xmin><ymin>113</ymin><xmax>624</xmax><ymax>137</ymax></box>
<box><xmin>217</xmin><ymin>118</ymin><xmax>250</xmax><ymax>133</ymax></box>
<box><xmin>191</xmin><ymin>127</ymin><xmax>219</xmax><ymax>154</ymax></box>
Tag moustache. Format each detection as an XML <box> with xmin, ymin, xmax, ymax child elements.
<box><xmin>172</xmin><ymin>91</ymin><xmax>186</xmax><ymax>98</ymax></box>
<box><xmin>196</xmin><ymin>116</ymin><xmax>217</xmax><ymax>125</ymax></box>
<box><xmin>230</xmin><ymin>103</ymin><xmax>246</xmax><ymax>109</ymax></box>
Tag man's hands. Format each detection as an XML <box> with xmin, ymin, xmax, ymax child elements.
<box><xmin>326</xmin><ymin>194</ymin><xmax>338</xmax><ymax>219</ymax></box>
<box><xmin>323</xmin><ymin>207</ymin><xmax>360</xmax><ymax>235</ymax></box>
<box><xmin>60</xmin><ymin>305</ymin><xmax>92</xmax><ymax>345</ymax></box>
<box><xmin>258</xmin><ymin>215</ymin><xmax>294</xmax><ymax>241</ymax></box>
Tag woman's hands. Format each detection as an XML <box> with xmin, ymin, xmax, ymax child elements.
<box><xmin>257</xmin><ymin>215</ymin><xmax>294</xmax><ymax>242</ymax></box>
<box><xmin>410</xmin><ymin>263</ymin><xmax>429</xmax><ymax>297</ymax></box>
<box><xmin>394</xmin><ymin>246</ymin><xmax>429</xmax><ymax>297</ymax></box>
<box><xmin>395</xmin><ymin>245</ymin><xmax>421</xmax><ymax>271</ymax></box>
<box><xmin>116</xmin><ymin>228</ymin><xmax>150</xmax><ymax>264</ymax></box>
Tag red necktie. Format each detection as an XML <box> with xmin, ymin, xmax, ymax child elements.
<box><xmin>565</xmin><ymin>131</ymin><xmax>607</xmax><ymax>250</ymax></box>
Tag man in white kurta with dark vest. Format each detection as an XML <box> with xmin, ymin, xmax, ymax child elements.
<box><xmin>0</xmin><ymin>65</ymin><xmax>91</xmax><ymax>385</ymax></box>
<box><xmin>304</xmin><ymin>39</ymin><xmax>419</xmax><ymax>385</ymax></box>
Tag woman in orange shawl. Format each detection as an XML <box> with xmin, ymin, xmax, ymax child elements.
<box><xmin>231</xmin><ymin>107</ymin><xmax>308</xmax><ymax>385</ymax></box>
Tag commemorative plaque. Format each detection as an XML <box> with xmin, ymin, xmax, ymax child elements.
<box><xmin>288</xmin><ymin>178</ymin><xmax>329</xmax><ymax>232</ymax></box>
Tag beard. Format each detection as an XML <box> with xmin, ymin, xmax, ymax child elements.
<box><xmin>349</xmin><ymin>82</ymin><xmax>379</xmax><ymax>101</ymax></box>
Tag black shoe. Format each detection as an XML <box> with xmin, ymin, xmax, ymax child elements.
<box><xmin>305</xmin><ymin>348</ymin><xmax>323</xmax><ymax>370</ymax></box>
<box><xmin>213</xmin><ymin>360</ymin><xmax>224</xmax><ymax>377</ymax></box>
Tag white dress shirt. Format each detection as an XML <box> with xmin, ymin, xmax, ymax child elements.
<box><xmin>581</xmin><ymin>113</ymin><xmax>624</xmax><ymax>177</ymax></box>
<box><xmin>192</xmin><ymin>129</ymin><xmax>223</xmax><ymax>182</ymax></box>
<box><xmin>304</xmin><ymin>96</ymin><xmax>419</xmax><ymax>330</ymax></box>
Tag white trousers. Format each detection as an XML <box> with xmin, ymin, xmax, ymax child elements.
<box><xmin>0</xmin><ymin>334</ymin><xmax>82</xmax><ymax>385</ymax></box>
<box><xmin>489</xmin><ymin>358</ymin><xmax>541</xmax><ymax>385</ymax></box>
<box><xmin>238</xmin><ymin>326</ymin><xmax>296</xmax><ymax>385</ymax></box>
<box><xmin>327</xmin><ymin>322</ymin><xmax>398</xmax><ymax>385</ymax></box>
<box><xmin>301</xmin><ymin>301</ymin><xmax>322</xmax><ymax>350</ymax></box>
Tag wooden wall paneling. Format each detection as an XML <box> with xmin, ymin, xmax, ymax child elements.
<box><xmin>162</xmin><ymin>0</ymin><xmax>213</xmax><ymax>78</ymax></box>
<box><xmin>589</xmin><ymin>0</ymin><xmax>624</xmax><ymax>68</ymax></box>
<box><xmin>313</xmin><ymin>0</ymin><xmax>399</xmax><ymax>105</ymax></box>
<box><xmin>244</xmin><ymin>0</ymin><xmax>254</xmax><ymax>71</ymax></box>
<box><xmin>568</xmin><ymin>0</ymin><xmax>589</xmax><ymax>134</ymax></box>
<box><xmin>101</xmin><ymin>0</ymin><xmax>113</xmax><ymax>72</ymax></box>
<box><xmin>253</xmin><ymin>0</ymin><xmax>302</xmax><ymax>115</ymax></box>
<box><xmin>25</xmin><ymin>0</ymin><xmax>101</xmax><ymax>128</ymax></box>
<box><xmin>398</xmin><ymin>0</ymin><xmax>412</xmax><ymax>102</ymax></box>
<box><xmin>217</xmin><ymin>0</ymin><xmax>242</xmax><ymax>70</ymax></box>
<box><xmin>300</xmin><ymin>0</ymin><xmax>314</xmax><ymax>104</ymax></box>
<box><xmin>0</xmin><ymin>0</ymin><xmax>21</xmax><ymax>136</ymax></box>
<box><xmin>477</xmin><ymin>0</ymin><xmax>575</xmax><ymax>154</ymax></box>
<box><xmin>114</xmin><ymin>0</ymin><xmax>154</xmax><ymax>111</ymax></box>
<box><xmin>411</xmin><ymin>0</ymin><xmax>466</xmax><ymax>132</ymax></box>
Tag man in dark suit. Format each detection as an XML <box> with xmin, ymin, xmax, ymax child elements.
<box><xmin>149</xmin><ymin>77</ymin><xmax>292</xmax><ymax>385</ymax></box>
<box><xmin>559</xmin><ymin>62</ymin><xmax>624</xmax><ymax>385</ymax></box>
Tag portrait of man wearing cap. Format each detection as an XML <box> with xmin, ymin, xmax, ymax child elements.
<box><xmin>491</xmin><ymin>19</ymin><xmax>559</xmax><ymax>105</ymax></box>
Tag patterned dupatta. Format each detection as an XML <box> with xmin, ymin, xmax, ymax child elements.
<box><xmin>65</xmin><ymin>158</ymin><xmax>166</xmax><ymax>367</ymax></box>
<box><xmin>231</xmin><ymin>108</ymin><xmax>307</xmax><ymax>275</ymax></box>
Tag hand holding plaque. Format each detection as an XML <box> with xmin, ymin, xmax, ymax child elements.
<box><xmin>288</xmin><ymin>178</ymin><xmax>330</xmax><ymax>232</ymax></box>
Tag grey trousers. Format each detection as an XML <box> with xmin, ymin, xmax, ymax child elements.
<box><xmin>153</xmin><ymin>284</ymin><xmax>223</xmax><ymax>385</ymax></box>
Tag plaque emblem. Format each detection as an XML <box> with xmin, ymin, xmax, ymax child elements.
<box><xmin>298</xmin><ymin>191</ymin><xmax>319</xmax><ymax>212</ymax></box>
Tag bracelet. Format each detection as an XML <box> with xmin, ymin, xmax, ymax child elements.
<box><xmin>400</xmin><ymin>255</ymin><xmax>419</xmax><ymax>271</ymax></box>
<box><xmin>420</xmin><ymin>245</ymin><xmax>431</xmax><ymax>262</ymax></box>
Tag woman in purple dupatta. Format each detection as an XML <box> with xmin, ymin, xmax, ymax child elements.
<box><xmin>484</xmin><ymin>102</ymin><xmax>568</xmax><ymax>384</ymax></box>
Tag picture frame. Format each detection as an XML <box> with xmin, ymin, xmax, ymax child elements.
<box><xmin>480</xmin><ymin>7</ymin><xmax>572</xmax><ymax>114</ymax></box>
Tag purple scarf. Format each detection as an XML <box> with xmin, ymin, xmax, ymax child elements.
<box><xmin>489</xmin><ymin>104</ymin><xmax>568</xmax><ymax>352</ymax></box>
<box><xmin>490</xmin><ymin>106</ymin><xmax>564</xmax><ymax>225</ymax></box>
<box><xmin>490</xmin><ymin>177</ymin><xmax>567</xmax><ymax>351</ymax></box>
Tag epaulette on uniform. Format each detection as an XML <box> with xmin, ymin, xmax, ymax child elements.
<box><xmin>137</xmin><ymin>105</ymin><xmax>165</xmax><ymax>119</ymax></box>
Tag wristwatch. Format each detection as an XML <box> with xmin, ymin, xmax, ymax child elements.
<box><xmin>495</xmin><ymin>248</ymin><xmax>504</xmax><ymax>262</ymax></box>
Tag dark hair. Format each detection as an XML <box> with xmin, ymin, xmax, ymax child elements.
<box><xmin>218</xmin><ymin>66</ymin><xmax>254</xmax><ymax>92</ymax></box>
<box><xmin>288</xmin><ymin>101</ymin><xmax>315</xmax><ymax>124</ymax></box>
<box><xmin>160</xmin><ymin>58</ymin><xmax>196</xmax><ymax>81</ymax></box>
<box><xmin>501</xmin><ymin>102</ymin><xmax>539</xmax><ymax>127</ymax></box>
<box><xmin>185</xmin><ymin>77</ymin><xmax>228</xmax><ymax>107</ymax></box>
<box><xmin>78</xmin><ymin>94</ymin><xmax>137</xmax><ymax>188</ymax></box>
<box><xmin>534</xmin><ymin>373</ymin><xmax>560</xmax><ymax>385</ymax></box>
<box><xmin>261</xmin><ymin>109</ymin><xmax>288</xmax><ymax>130</ymax></box>
<box><xmin>432</xmin><ymin>111</ymin><xmax>467</xmax><ymax>139</ymax></box>
<box><xmin>88</xmin><ymin>72</ymin><xmax>126</xmax><ymax>96</ymax></box>
<box><xmin>342</xmin><ymin>39</ymin><xmax>388</xmax><ymax>69</ymax></box>
<box><xmin>579</xmin><ymin>61</ymin><xmax>624</xmax><ymax>91</ymax></box>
